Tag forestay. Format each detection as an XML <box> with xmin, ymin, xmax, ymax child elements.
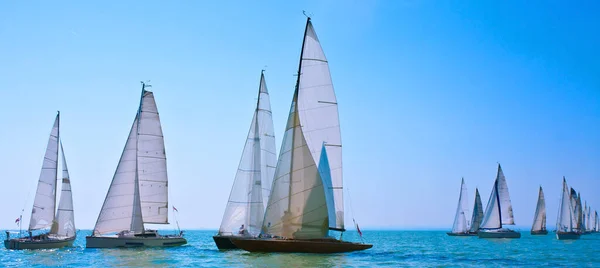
<box><xmin>29</xmin><ymin>113</ymin><xmax>60</xmax><ymax>231</ymax></box>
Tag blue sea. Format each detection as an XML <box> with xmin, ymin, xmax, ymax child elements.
<box><xmin>1</xmin><ymin>230</ymin><xmax>599</xmax><ymax>267</ymax></box>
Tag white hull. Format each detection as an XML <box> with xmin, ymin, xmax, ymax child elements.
<box><xmin>86</xmin><ymin>235</ymin><xmax>186</xmax><ymax>248</ymax></box>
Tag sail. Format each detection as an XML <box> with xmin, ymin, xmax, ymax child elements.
<box><xmin>451</xmin><ymin>178</ymin><xmax>470</xmax><ymax>233</ymax></box>
<box><xmin>557</xmin><ymin>178</ymin><xmax>573</xmax><ymax>232</ymax></box>
<box><xmin>262</xmin><ymin>92</ymin><xmax>329</xmax><ymax>239</ymax></box>
<box><xmin>93</xmin><ymin>116</ymin><xmax>144</xmax><ymax>235</ymax></box>
<box><xmin>569</xmin><ymin>188</ymin><xmax>579</xmax><ymax>230</ymax></box>
<box><xmin>595</xmin><ymin>211</ymin><xmax>599</xmax><ymax>232</ymax></box>
<box><xmin>469</xmin><ymin>188</ymin><xmax>484</xmax><ymax>233</ymax></box>
<box><xmin>480</xmin><ymin>179</ymin><xmax>502</xmax><ymax>229</ymax></box>
<box><xmin>496</xmin><ymin>164</ymin><xmax>514</xmax><ymax>225</ymax></box>
<box><xmin>219</xmin><ymin>72</ymin><xmax>276</xmax><ymax>236</ymax></box>
<box><xmin>137</xmin><ymin>90</ymin><xmax>169</xmax><ymax>224</ymax></box>
<box><xmin>29</xmin><ymin>113</ymin><xmax>60</xmax><ymax>231</ymax></box>
<box><xmin>296</xmin><ymin>19</ymin><xmax>344</xmax><ymax>230</ymax></box>
<box><xmin>576</xmin><ymin>194</ymin><xmax>583</xmax><ymax>230</ymax></box>
<box><xmin>257</xmin><ymin>72</ymin><xmax>277</xmax><ymax>209</ymax></box>
<box><xmin>531</xmin><ymin>186</ymin><xmax>546</xmax><ymax>232</ymax></box>
<box><xmin>318</xmin><ymin>143</ymin><xmax>337</xmax><ymax>230</ymax></box>
<box><xmin>586</xmin><ymin>206</ymin><xmax>592</xmax><ymax>232</ymax></box>
<box><xmin>50</xmin><ymin>142</ymin><xmax>76</xmax><ymax>237</ymax></box>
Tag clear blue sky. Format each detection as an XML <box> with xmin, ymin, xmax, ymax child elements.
<box><xmin>1</xmin><ymin>1</ymin><xmax>598</xmax><ymax>230</ymax></box>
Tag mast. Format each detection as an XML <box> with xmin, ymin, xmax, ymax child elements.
<box><xmin>54</xmin><ymin>111</ymin><xmax>60</xmax><ymax>224</ymax></box>
<box><xmin>131</xmin><ymin>82</ymin><xmax>146</xmax><ymax>233</ymax></box>
<box><xmin>495</xmin><ymin>178</ymin><xmax>502</xmax><ymax>228</ymax></box>
<box><xmin>287</xmin><ymin>17</ymin><xmax>311</xmax><ymax>213</ymax></box>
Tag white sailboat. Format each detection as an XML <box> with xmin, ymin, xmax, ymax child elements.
<box><xmin>213</xmin><ymin>71</ymin><xmax>277</xmax><ymax>249</ymax></box>
<box><xmin>447</xmin><ymin>178</ymin><xmax>472</xmax><ymax>236</ymax></box>
<box><xmin>478</xmin><ymin>164</ymin><xmax>521</xmax><ymax>238</ymax></box>
<box><xmin>468</xmin><ymin>188</ymin><xmax>484</xmax><ymax>234</ymax></box>
<box><xmin>531</xmin><ymin>186</ymin><xmax>547</xmax><ymax>235</ymax></box>
<box><xmin>595</xmin><ymin>211</ymin><xmax>599</xmax><ymax>233</ymax></box>
<box><xmin>4</xmin><ymin>112</ymin><xmax>77</xmax><ymax>250</ymax></box>
<box><xmin>86</xmin><ymin>82</ymin><xmax>186</xmax><ymax>248</ymax></box>
<box><xmin>556</xmin><ymin>177</ymin><xmax>580</xmax><ymax>240</ymax></box>
<box><xmin>230</xmin><ymin>16</ymin><xmax>372</xmax><ymax>253</ymax></box>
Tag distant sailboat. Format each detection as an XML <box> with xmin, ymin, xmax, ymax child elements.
<box><xmin>556</xmin><ymin>177</ymin><xmax>580</xmax><ymax>240</ymax></box>
<box><xmin>86</xmin><ymin>82</ymin><xmax>186</xmax><ymax>248</ymax></box>
<box><xmin>468</xmin><ymin>188</ymin><xmax>484</xmax><ymax>234</ymax></box>
<box><xmin>531</xmin><ymin>186</ymin><xmax>547</xmax><ymax>235</ymax></box>
<box><xmin>213</xmin><ymin>71</ymin><xmax>277</xmax><ymax>249</ymax></box>
<box><xmin>230</xmin><ymin>16</ymin><xmax>372</xmax><ymax>253</ymax></box>
<box><xmin>478</xmin><ymin>164</ymin><xmax>521</xmax><ymax>238</ymax></box>
<box><xmin>447</xmin><ymin>178</ymin><xmax>473</xmax><ymax>236</ymax></box>
<box><xmin>4</xmin><ymin>112</ymin><xmax>77</xmax><ymax>250</ymax></box>
<box><xmin>595</xmin><ymin>211</ymin><xmax>599</xmax><ymax>233</ymax></box>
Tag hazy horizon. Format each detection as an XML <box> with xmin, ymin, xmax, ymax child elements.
<box><xmin>1</xmin><ymin>1</ymin><xmax>598</xmax><ymax>231</ymax></box>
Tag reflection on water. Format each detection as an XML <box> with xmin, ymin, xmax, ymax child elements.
<box><xmin>2</xmin><ymin>230</ymin><xmax>600</xmax><ymax>267</ymax></box>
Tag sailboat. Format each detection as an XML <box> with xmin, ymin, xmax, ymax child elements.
<box><xmin>447</xmin><ymin>178</ymin><xmax>472</xmax><ymax>236</ymax></box>
<box><xmin>595</xmin><ymin>211</ymin><xmax>599</xmax><ymax>233</ymax></box>
<box><xmin>213</xmin><ymin>71</ymin><xmax>277</xmax><ymax>249</ymax></box>
<box><xmin>85</xmin><ymin>82</ymin><xmax>187</xmax><ymax>248</ymax></box>
<box><xmin>556</xmin><ymin>177</ymin><xmax>580</xmax><ymax>240</ymax></box>
<box><xmin>469</xmin><ymin>188</ymin><xmax>483</xmax><ymax>234</ymax></box>
<box><xmin>4</xmin><ymin>112</ymin><xmax>77</xmax><ymax>250</ymax></box>
<box><xmin>478</xmin><ymin>164</ymin><xmax>521</xmax><ymax>238</ymax></box>
<box><xmin>230</xmin><ymin>16</ymin><xmax>372</xmax><ymax>253</ymax></box>
<box><xmin>530</xmin><ymin>186</ymin><xmax>547</xmax><ymax>235</ymax></box>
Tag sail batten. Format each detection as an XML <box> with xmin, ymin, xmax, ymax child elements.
<box><xmin>29</xmin><ymin>113</ymin><xmax>60</xmax><ymax>231</ymax></box>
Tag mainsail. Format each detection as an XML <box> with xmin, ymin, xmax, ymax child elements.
<box><xmin>469</xmin><ymin>188</ymin><xmax>483</xmax><ymax>233</ymax></box>
<box><xmin>531</xmin><ymin>186</ymin><xmax>546</xmax><ymax>232</ymax></box>
<box><xmin>262</xmin><ymin>17</ymin><xmax>343</xmax><ymax>239</ymax></box>
<box><xmin>93</xmin><ymin>87</ymin><xmax>168</xmax><ymax>235</ymax></box>
<box><xmin>29</xmin><ymin>113</ymin><xmax>60</xmax><ymax>231</ymax></box>
<box><xmin>496</xmin><ymin>164</ymin><xmax>514</xmax><ymax>225</ymax></box>
<box><xmin>49</xmin><ymin>142</ymin><xmax>76</xmax><ymax>237</ymax></box>
<box><xmin>557</xmin><ymin>177</ymin><xmax>574</xmax><ymax>232</ymax></box>
<box><xmin>219</xmin><ymin>72</ymin><xmax>276</xmax><ymax>236</ymax></box>
<box><xmin>480</xmin><ymin>179</ymin><xmax>501</xmax><ymax>229</ymax></box>
<box><xmin>451</xmin><ymin>178</ymin><xmax>470</xmax><ymax>234</ymax></box>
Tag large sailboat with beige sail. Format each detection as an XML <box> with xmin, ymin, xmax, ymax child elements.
<box><xmin>230</xmin><ymin>16</ymin><xmax>372</xmax><ymax>253</ymax></box>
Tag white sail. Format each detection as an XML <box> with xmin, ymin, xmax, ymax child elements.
<box><xmin>262</xmin><ymin>92</ymin><xmax>329</xmax><ymax>239</ymax></box>
<box><xmin>296</xmin><ymin>19</ymin><xmax>344</xmax><ymax>230</ymax></box>
<box><xmin>480</xmin><ymin>179</ymin><xmax>502</xmax><ymax>229</ymax></box>
<box><xmin>569</xmin><ymin>188</ymin><xmax>579</xmax><ymax>230</ymax></box>
<box><xmin>531</xmin><ymin>186</ymin><xmax>546</xmax><ymax>232</ymax></box>
<box><xmin>496</xmin><ymin>164</ymin><xmax>514</xmax><ymax>225</ymax></box>
<box><xmin>576</xmin><ymin>194</ymin><xmax>583</xmax><ymax>230</ymax></box>
<box><xmin>257</xmin><ymin>72</ymin><xmax>277</xmax><ymax>209</ymax></box>
<box><xmin>50</xmin><ymin>142</ymin><xmax>76</xmax><ymax>237</ymax></box>
<box><xmin>586</xmin><ymin>205</ymin><xmax>592</xmax><ymax>232</ymax></box>
<box><xmin>93</xmin><ymin>116</ymin><xmax>144</xmax><ymax>235</ymax></box>
<box><xmin>595</xmin><ymin>211</ymin><xmax>599</xmax><ymax>232</ymax></box>
<box><xmin>29</xmin><ymin>113</ymin><xmax>60</xmax><ymax>231</ymax></box>
<box><xmin>557</xmin><ymin>178</ymin><xmax>574</xmax><ymax>232</ymax></box>
<box><xmin>137</xmin><ymin>90</ymin><xmax>169</xmax><ymax>224</ymax></box>
<box><xmin>219</xmin><ymin>72</ymin><xmax>276</xmax><ymax>236</ymax></box>
<box><xmin>451</xmin><ymin>178</ymin><xmax>470</xmax><ymax>233</ymax></box>
<box><xmin>469</xmin><ymin>188</ymin><xmax>484</xmax><ymax>233</ymax></box>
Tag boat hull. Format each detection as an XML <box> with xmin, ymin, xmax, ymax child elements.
<box><xmin>212</xmin><ymin>235</ymin><xmax>239</xmax><ymax>250</ymax></box>
<box><xmin>4</xmin><ymin>236</ymin><xmax>75</xmax><ymax>250</ymax></box>
<box><xmin>531</xmin><ymin>230</ymin><xmax>548</xmax><ymax>235</ymax></box>
<box><xmin>556</xmin><ymin>232</ymin><xmax>580</xmax><ymax>240</ymax></box>
<box><xmin>85</xmin><ymin>235</ymin><xmax>187</xmax><ymax>248</ymax></box>
<box><xmin>230</xmin><ymin>238</ymin><xmax>372</xmax><ymax>253</ymax></box>
<box><xmin>478</xmin><ymin>229</ymin><xmax>521</xmax><ymax>239</ymax></box>
<box><xmin>446</xmin><ymin>232</ymin><xmax>477</xmax><ymax>236</ymax></box>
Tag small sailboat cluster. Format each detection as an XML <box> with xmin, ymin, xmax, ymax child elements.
<box><xmin>556</xmin><ymin>177</ymin><xmax>598</xmax><ymax>240</ymax></box>
<box><xmin>4</xmin><ymin>15</ymin><xmax>371</xmax><ymax>253</ymax></box>
<box><xmin>449</xmin><ymin>166</ymin><xmax>598</xmax><ymax>240</ymax></box>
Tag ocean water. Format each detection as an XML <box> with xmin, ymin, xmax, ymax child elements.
<box><xmin>1</xmin><ymin>230</ymin><xmax>599</xmax><ymax>267</ymax></box>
